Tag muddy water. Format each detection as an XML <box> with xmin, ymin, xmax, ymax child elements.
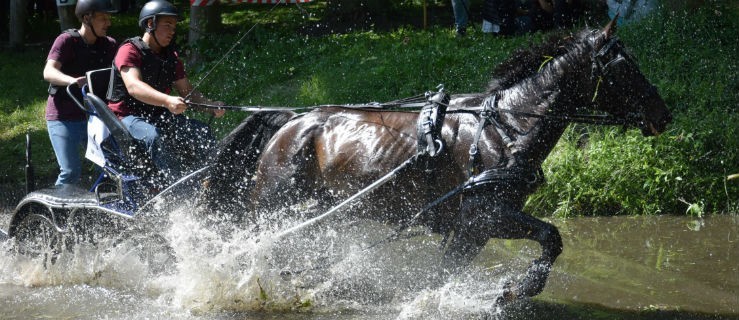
<box><xmin>0</xmin><ymin>202</ymin><xmax>737</xmax><ymax>319</ymax></box>
<box><xmin>541</xmin><ymin>215</ymin><xmax>738</xmax><ymax>315</ymax></box>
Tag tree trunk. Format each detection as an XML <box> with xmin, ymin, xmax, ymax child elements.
<box><xmin>9</xmin><ymin>0</ymin><xmax>27</xmax><ymax>48</ymax></box>
<box><xmin>188</xmin><ymin>2</ymin><xmax>221</xmax><ymax>65</ymax></box>
<box><xmin>189</xmin><ymin>3</ymin><xmax>221</xmax><ymax>45</ymax></box>
<box><xmin>1</xmin><ymin>1</ymin><xmax>8</xmax><ymax>42</ymax></box>
<box><xmin>56</xmin><ymin>2</ymin><xmax>76</xmax><ymax>31</ymax></box>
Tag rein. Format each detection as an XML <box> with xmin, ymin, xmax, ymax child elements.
<box><xmin>495</xmin><ymin>107</ymin><xmax>635</xmax><ymax>126</ymax></box>
<box><xmin>185</xmin><ymin>94</ymin><xmax>434</xmax><ymax>112</ymax></box>
<box><xmin>188</xmin><ymin>99</ymin><xmax>636</xmax><ymax>127</ymax></box>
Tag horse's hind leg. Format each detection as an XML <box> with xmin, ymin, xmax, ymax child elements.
<box><xmin>443</xmin><ymin>194</ymin><xmax>563</xmax><ymax>301</ymax></box>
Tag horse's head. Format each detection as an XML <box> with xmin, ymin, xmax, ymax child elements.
<box><xmin>587</xmin><ymin>18</ymin><xmax>672</xmax><ymax>136</ymax></box>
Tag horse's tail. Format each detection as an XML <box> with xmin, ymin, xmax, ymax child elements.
<box><xmin>200</xmin><ymin>111</ymin><xmax>295</xmax><ymax>216</ymax></box>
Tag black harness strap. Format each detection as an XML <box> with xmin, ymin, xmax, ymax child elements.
<box><xmin>466</xmin><ymin>94</ymin><xmax>519</xmax><ymax>177</ymax></box>
<box><xmin>413</xmin><ymin>88</ymin><xmax>451</xmax><ymax>235</ymax></box>
<box><xmin>416</xmin><ymin>89</ymin><xmax>449</xmax><ymax>157</ymax></box>
<box><xmin>465</xmin><ymin>166</ymin><xmax>543</xmax><ymax>191</ymax></box>
<box><xmin>467</xmin><ymin>96</ymin><xmax>493</xmax><ymax>177</ymax></box>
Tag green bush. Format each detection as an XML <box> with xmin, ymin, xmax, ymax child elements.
<box><xmin>526</xmin><ymin>2</ymin><xmax>738</xmax><ymax>216</ymax></box>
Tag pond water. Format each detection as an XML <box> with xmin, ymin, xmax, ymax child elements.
<box><xmin>0</xmin><ymin>201</ymin><xmax>736</xmax><ymax>320</ymax></box>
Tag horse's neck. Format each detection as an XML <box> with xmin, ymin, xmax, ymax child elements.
<box><xmin>497</xmin><ymin>53</ymin><xmax>592</xmax><ymax>167</ymax></box>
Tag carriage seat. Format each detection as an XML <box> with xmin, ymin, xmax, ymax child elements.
<box><xmin>82</xmin><ymin>69</ymin><xmax>162</xmax><ymax>187</ymax></box>
<box><xmin>82</xmin><ymin>68</ymin><xmax>136</xmax><ymax>160</ymax></box>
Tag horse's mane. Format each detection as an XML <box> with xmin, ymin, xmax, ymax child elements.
<box><xmin>486</xmin><ymin>29</ymin><xmax>596</xmax><ymax>93</ymax></box>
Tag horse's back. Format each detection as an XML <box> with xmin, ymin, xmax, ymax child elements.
<box><xmin>254</xmin><ymin>107</ymin><xmax>422</xmax><ymax>196</ymax></box>
<box><xmin>250</xmin><ymin>107</ymin><xmax>503</xmax><ymax>218</ymax></box>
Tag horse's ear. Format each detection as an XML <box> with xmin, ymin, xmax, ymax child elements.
<box><xmin>603</xmin><ymin>12</ymin><xmax>619</xmax><ymax>39</ymax></box>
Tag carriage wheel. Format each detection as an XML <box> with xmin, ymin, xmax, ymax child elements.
<box><xmin>14</xmin><ymin>212</ymin><xmax>67</xmax><ymax>266</ymax></box>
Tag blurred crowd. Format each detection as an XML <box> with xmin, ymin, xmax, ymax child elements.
<box><xmin>452</xmin><ymin>0</ymin><xmax>584</xmax><ymax>37</ymax></box>
<box><xmin>451</xmin><ymin>0</ymin><xmax>660</xmax><ymax>37</ymax></box>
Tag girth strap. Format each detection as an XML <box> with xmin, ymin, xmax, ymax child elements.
<box><xmin>465</xmin><ymin>166</ymin><xmax>543</xmax><ymax>190</ymax></box>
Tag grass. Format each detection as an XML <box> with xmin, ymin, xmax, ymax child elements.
<box><xmin>0</xmin><ymin>0</ymin><xmax>736</xmax><ymax>215</ymax></box>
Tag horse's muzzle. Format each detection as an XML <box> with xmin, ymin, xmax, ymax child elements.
<box><xmin>642</xmin><ymin>108</ymin><xmax>672</xmax><ymax>136</ymax></box>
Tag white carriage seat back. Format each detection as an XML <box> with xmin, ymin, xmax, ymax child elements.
<box><xmin>84</xmin><ymin>68</ymin><xmax>134</xmax><ymax>167</ymax></box>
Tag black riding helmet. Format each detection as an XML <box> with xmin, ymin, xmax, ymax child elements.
<box><xmin>75</xmin><ymin>0</ymin><xmax>116</xmax><ymax>39</ymax></box>
<box><xmin>75</xmin><ymin>0</ymin><xmax>116</xmax><ymax>21</ymax></box>
<box><xmin>139</xmin><ymin>0</ymin><xmax>180</xmax><ymax>33</ymax></box>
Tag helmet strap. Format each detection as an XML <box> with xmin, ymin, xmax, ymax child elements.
<box><xmin>152</xmin><ymin>33</ymin><xmax>165</xmax><ymax>49</ymax></box>
<box><xmin>146</xmin><ymin>16</ymin><xmax>157</xmax><ymax>33</ymax></box>
<box><xmin>146</xmin><ymin>16</ymin><xmax>167</xmax><ymax>49</ymax></box>
<box><xmin>83</xmin><ymin>14</ymin><xmax>101</xmax><ymax>40</ymax></box>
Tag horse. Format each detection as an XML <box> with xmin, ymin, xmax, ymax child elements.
<box><xmin>200</xmin><ymin>19</ymin><xmax>671</xmax><ymax>303</ymax></box>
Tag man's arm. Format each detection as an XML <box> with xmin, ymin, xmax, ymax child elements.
<box><xmin>120</xmin><ymin>65</ymin><xmax>187</xmax><ymax>114</ymax></box>
<box><xmin>174</xmin><ymin>77</ymin><xmax>225</xmax><ymax>118</ymax></box>
<box><xmin>43</xmin><ymin>59</ymin><xmax>85</xmax><ymax>87</ymax></box>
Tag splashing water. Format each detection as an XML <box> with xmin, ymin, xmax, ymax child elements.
<box><xmin>3</xmin><ymin>199</ymin><xmax>737</xmax><ymax>319</ymax></box>
<box><xmin>0</xmin><ymin>197</ymin><xmax>513</xmax><ymax>319</ymax></box>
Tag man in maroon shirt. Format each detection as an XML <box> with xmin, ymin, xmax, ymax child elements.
<box><xmin>108</xmin><ymin>0</ymin><xmax>224</xmax><ymax>184</ymax></box>
<box><xmin>43</xmin><ymin>0</ymin><xmax>117</xmax><ymax>186</ymax></box>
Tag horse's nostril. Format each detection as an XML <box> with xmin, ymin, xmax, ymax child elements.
<box><xmin>661</xmin><ymin>113</ymin><xmax>673</xmax><ymax>127</ymax></box>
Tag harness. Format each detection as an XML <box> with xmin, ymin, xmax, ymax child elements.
<box><xmin>416</xmin><ymin>88</ymin><xmax>449</xmax><ymax>157</ymax></box>
<box><xmin>467</xmin><ymin>95</ymin><xmax>514</xmax><ymax>176</ymax></box>
<box><xmin>108</xmin><ymin>37</ymin><xmax>179</xmax><ymax>117</ymax></box>
<box><xmin>400</xmin><ymin>36</ymin><xmax>638</xmax><ymax>240</ymax></box>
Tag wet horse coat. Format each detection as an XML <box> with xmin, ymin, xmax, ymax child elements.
<box><xmin>204</xmin><ymin>21</ymin><xmax>671</xmax><ymax>302</ymax></box>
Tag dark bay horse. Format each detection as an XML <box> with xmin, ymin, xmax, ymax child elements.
<box><xmin>201</xmin><ymin>20</ymin><xmax>671</xmax><ymax>302</ymax></box>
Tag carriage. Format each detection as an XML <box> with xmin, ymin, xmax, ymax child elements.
<box><xmin>2</xmin><ymin>67</ymin><xmax>207</xmax><ymax>261</ymax></box>
<box><xmin>1</xmin><ymin>20</ymin><xmax>671</xmax><ymax>303</ymax></box>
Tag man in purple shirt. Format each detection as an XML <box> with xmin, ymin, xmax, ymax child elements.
<box><xmin>43</xmin><ymin>0</ymin><xmax>117</xmax><ymax>186</ymax></box>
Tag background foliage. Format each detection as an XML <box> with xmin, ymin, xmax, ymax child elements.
<box><xmin>0</xmin><ymin>0</ymin><xmax>736</xmax><ymax>216</ymax></box>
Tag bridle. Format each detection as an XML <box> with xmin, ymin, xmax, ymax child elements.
<box><xmin>588</xmin><ymin>34</ymin><xmax>648</xmax><ymax>127</ymax></box>
<box><xmin>485</xmin><ymin>34</ymin><xmax>647</xmax><ymax>129</ymax></box>
<box><xmin>591</xmin><ymin>35</ymin><xmax>628</xmax><ymax>81</ymax></box>
<box><xmin>466</xmin><ymin>35</ymin><xmax>650</xmax><ymax>175</ymax></box>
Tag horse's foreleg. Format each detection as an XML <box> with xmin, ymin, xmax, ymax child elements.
<box><xmin>443</xmin><ymin>194</ymin><xmax>562</xmax><ymax>301</ymax></box>
<box><xmin>505</xmin><ymin>211</ymin><xmax>562</xmax><ymax>300</ymax></box>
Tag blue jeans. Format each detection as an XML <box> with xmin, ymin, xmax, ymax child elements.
<box><xmin>121</xmin><ymin>113</ymin><xmax>216</xmax><ymax>183</ymax></box>
<box><xmin>451</xmin><ymin>0</ymin><xmax>469</xmax><ymax>31</ymax></box>
<box><xmin>47</xmin><ymin>120</ymin><xmax>87</xmax><ymax>186</ymax></box>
